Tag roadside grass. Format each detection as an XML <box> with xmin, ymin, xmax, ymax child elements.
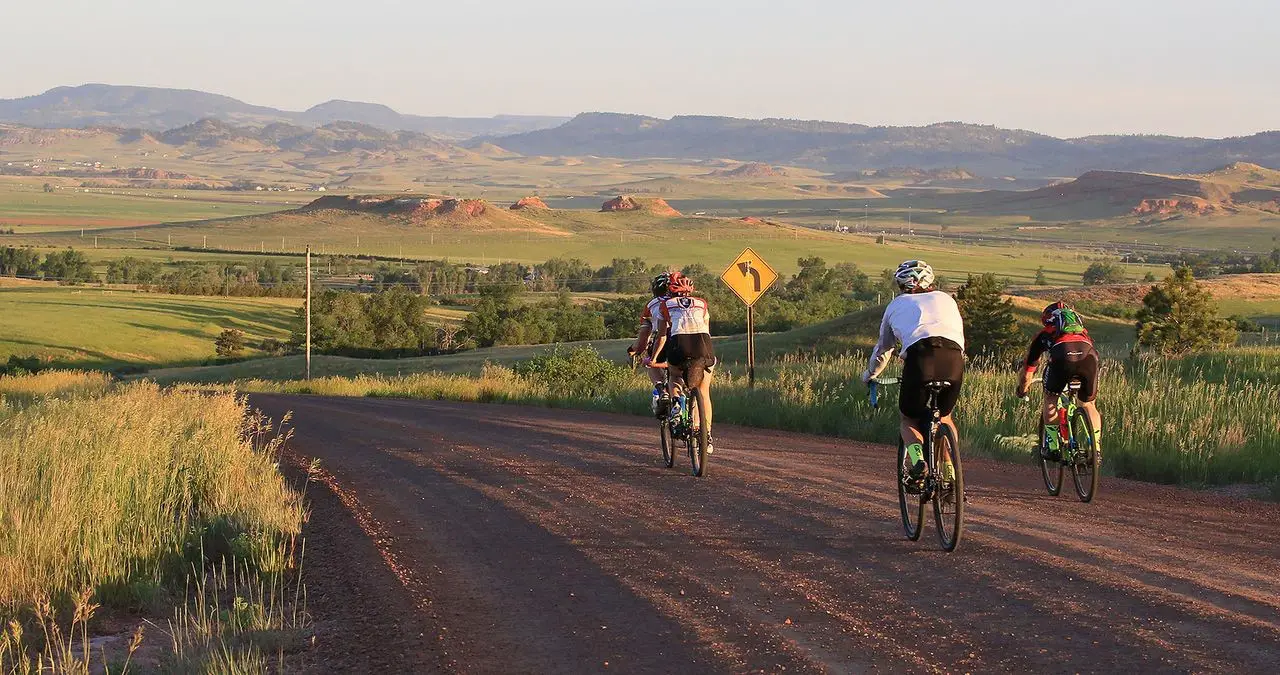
<box><xmin>227</xmin><ymin>346</ymin><xmax>1280</xmax><ymax>489</ymax></box>
<box><xmin>0</xmin><ymin>371</ymin><xmax>307</xmax><ymax>671</ymax></box>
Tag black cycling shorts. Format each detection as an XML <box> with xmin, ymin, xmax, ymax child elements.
<box><xmin>668</xmin><ymin>333</ymin><xmax>715</xmax><ymax>389</ymax></box>
<box><xmin>1043</xmin><ymin>342</ymin><xmax>1099</xmax><ymax>402</ymax></box>
<box><xmin>900</xmin><ymin>337</ymin><xmax>965</xmax><ymax>421</ymax></box>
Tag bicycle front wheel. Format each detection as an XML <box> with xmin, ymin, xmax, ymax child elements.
<box><xmin>1070</xmin><ymin>411</ymin><xmax>1100</xmax><ymax>503</ymax></box>
<box><xmin>897</xmin><ymin>438</ymin><xmax>924</xmax><ymax>541</ymax></box>
<box><xmin>1038</xmin><ymin>420</ymin><xmax>1063</xmax><ymax>497</ymax></box>
<box><xmin>659</xmin><ymin>417</ymin><xmax>676</xmax><ymax>468</ymax></box>
<box><xmin>687</xmin><ymin>395</ymin><xmax>708</xmax><ymax>477</ymax></box>
<box><xmin>932</xmin><ymin>423</ymin><xmax>964</xmax><ymax>552</ymax></box>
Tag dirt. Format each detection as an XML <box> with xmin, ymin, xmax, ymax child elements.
<box><xmin>1132</xmin><ymin>198</ymin><xmax>1217</xmax><ymax>216</ymax></box>
<box><xmin>251</xmin><ymin>395</ymin><xmax>1280</xmax><ymax>674</ymax></box>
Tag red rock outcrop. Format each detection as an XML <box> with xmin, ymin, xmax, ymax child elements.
<box><xmin>600</xmin><ymin>196</ymin><xmax>681</xmax><ymax>216</ymax></box>
<box><xmin>1132</xmin><ymin>198</ymin><xmax>1216</xmax><ymax>216</ymax></box>
<box><xmin>510</xmin><ymin>196</ymin><xmax>549</xmax><ymax>210</ymax></box>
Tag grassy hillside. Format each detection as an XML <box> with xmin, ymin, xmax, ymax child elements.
<box><xmin>0</xmin><ymin>286</ymin><xmax>296</xmax><ymax>369</ymax></box>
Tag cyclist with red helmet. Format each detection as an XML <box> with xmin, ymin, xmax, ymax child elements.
<box><xmin>629</xmin><ymin>272</ymin><xmax>673</xmax><ymax>414</ymax></box>
<box><xmin>648</xmin><ymin>271</ymin><xmax>717</xmax><ymax>453</ymax></box>
<box><xmin>1018</xmin><ymin>301</ymin><xmax>1102</xmax><ymax>460</ymax></box>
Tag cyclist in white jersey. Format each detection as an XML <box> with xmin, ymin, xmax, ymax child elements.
<box><xmin>648</xmin><ymin>272</ymin><xmax>716</xmax><ymax>453</ymax></box>
<box><xmin>629</xmin><ymin>272</ymin><xmax>672</xmax><ymax>414</ymax></box>
<box><xmin>861</xmin><ymin>260</ymin><xmax>966</xmax><ymax>482</ymax></box>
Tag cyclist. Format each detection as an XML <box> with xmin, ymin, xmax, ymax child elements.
<box><xmin>860</xmin><ymin>260</ymin><xmax>965</xmax><ymax>482</ymax></box>
<box><xmin>648</xmin><ymin>271</ymin><xmax>717</xmax><ymax>453</ymax></box>
<box><xmin>1017</xmin><ymin>301</ymin><xmax>1102</xmax><ymax>460</ymax></box>
<box><xmin>629</xmin><ymin>272</ymin><xmax>672</xmax><ymax>414</ymax></box>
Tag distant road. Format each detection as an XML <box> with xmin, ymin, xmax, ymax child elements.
<box><xmin>253</xmin><ymin>395</ymin><xmax>1280</xmax><ymax>673</ymax></box>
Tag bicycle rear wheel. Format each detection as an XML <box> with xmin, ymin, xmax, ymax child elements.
<box><xmin>659</xmin><ymin>417</ymin><xmax>676</xmax><ymax>468</ymax></box>
<box><xmin>897</xmin><ymin>438</ymin><xmax>924</xmax><ymax>541</ymax></box>
<box><xmin>687</xmin><ymin>394</ymin><xmax>708</xmax><ymax>477</ymax></box>
<box><xmin>1070</xmin><ymin>411</ymin><xmax>1100</xmax><ymax>503</ymax></box>
<box><xmin>1038</xmin><ymin>420</ymin><xmax>1063</xmax><ymax>497</ymax></box>
<box><xmin>932</xmin><ymin>423</ymin><xmax>964</xmax><ymax>552</ymax></box>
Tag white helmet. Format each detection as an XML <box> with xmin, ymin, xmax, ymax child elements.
<box><xmin>894</xmin><ymin>260</ymin><xmax>935</xmax><ymax>291</ymax></box>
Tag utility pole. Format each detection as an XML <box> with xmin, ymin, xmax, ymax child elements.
<box><xmin>305</xmin><ymin>245</ymin><xmax>312</xmax><ymax>381</ymax></box>
<box><xmin>203</xmin><ymin>235</ymin><xmax>207</xmax><ymax>249</ymax></box>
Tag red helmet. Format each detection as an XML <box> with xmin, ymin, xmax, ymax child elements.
<box><xmin>668</xmin><ymin>272</ymin><xmax>695</xmax><ymax>295</ymax></box>
<box><xmin>1042</xmin><ymin>301</ymin><xmax>1068</xmax><ymax>325</ymax></box>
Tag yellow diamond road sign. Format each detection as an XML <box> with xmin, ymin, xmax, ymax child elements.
<box><xmin>720</xmin><ymin>247</ymin><xmax>778</xmax><ymax>307</ymax></box>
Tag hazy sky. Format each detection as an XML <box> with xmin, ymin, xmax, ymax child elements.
<box><xmin>3</xmin><ymin>0</ymin><xmax>1277</xmax><ymax>138</ymax></box>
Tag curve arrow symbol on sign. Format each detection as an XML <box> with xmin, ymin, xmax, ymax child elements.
<box><xmin>738</xmin><ymin>262</ymin><xmax>761</xmax><ymax>292</ymax></box>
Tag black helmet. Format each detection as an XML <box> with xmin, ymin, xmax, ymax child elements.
<box><xmin>651</xmin><ymin>272</ymin><xmax>672</xmax><ymax>298</ymax></box>
<box><xmin>1042</xmin><ymin>301</ymin><xmax>1068</xmax><ymax>325</ymax></box>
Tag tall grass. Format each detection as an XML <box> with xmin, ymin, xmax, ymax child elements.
<box><xmin>235</xmin><ymin>346</ymin><xmax>1280</xmax><ymax>487</ymax></box>
<box><xmin>0</xmin><ymin>373</ymin><xmax>306</xmax><ymax>672</ymax></box>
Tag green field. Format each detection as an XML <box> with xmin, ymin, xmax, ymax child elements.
<box><xmin>0</xmin><ymin>286</ymin><xmax>297</xmax><ymax>369</ymax></box>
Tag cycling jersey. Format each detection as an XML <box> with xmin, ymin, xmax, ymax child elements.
<box><xmin>1024</xmin><ymin>326</ymin><xmax>1093</xmax><ymax>372</ymax></box>
<box><xmin>866</xmin><ymin>291</ymin><xmax>965</xmax><ymax>380</ymax></box>
<box><xmin>641</xmin><ymin>297</ymin><xmax>665</xmax><ymax>333</ymax></box>
<box><xmin>660</xmin><ymin>296</ymin><xmax>711</xmax><ymax>336</ymax></box>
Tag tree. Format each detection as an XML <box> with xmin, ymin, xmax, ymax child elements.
<box><xmin>42</xmin><ymin>183</ymin><xmax>54</xmax><ymax>193</ymax></box>
<box><xmin>955</xmin><ymin>273</ymin><xmax>1023</xmax><ymax>361</ymax></box>
<box><xmin>1142</xmin><ymin>271</ymin><xmax>1158</xmax><ymax>283</ymax></box>
<box><xmin>1082</xmin><ymin>261</ymin><xmax>1126</xmax><ymax>286</ymax></box>
<box><xmin>1034</xmin><ymin>266</ymin><xmax>1048</xmax><ymax>285</ymax></box>
<box><xmin>1135</xmin><ymin>267</ymin><xmax>1236</xmax><ymax>355</ymax></box>
<box><xmin>0</xmin><ymin>247</ymin><xmax>42</xmax><ymax>277</ymax></box>
<box><xmin>41</xmin><ymin>249</ymin><xmax>95</xmax><ymax>284</ymax></box>
<box><xmin>214</xmin><ymin>328</ymin><xmax>247</xmax><ymax>358</ymax></box>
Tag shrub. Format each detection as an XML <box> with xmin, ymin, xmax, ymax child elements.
<box><xmin>1136</xmin><ymin>267</ymin><xmax>1237</xmax><ymax>355</ymax></box>
<box><xmin>1082</xmin><ymin>261</ymin><xmax>1126</xmax><ymax>285</ymax></box>
<box><xmin>215</xmin><ymin>328</ymin><xmax>247</xmax><ymax>358</ymax></box>
<box><xmin>512</xmin><ymin>346</ymin><xmax>632</xmax><ymax>399</ymax></box>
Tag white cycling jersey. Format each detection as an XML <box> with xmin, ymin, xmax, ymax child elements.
<box><xmin>866</xmin><ymin>290</ymin><xmax>965</xmax><ymax>379</ymax></box>
<box><xmin>660</xmin><ymin>296</ymin><xmax>711</xmax><ymax>335</ymax></box>
<box><xmin>641</xmin><ymin>296</ymin><xmax>665</xmax><ymax>333</ymax></box>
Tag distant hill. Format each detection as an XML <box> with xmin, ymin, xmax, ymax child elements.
<box><xmin>494</xmin><ymin>112</ymin><xmax>1280</xmax><ymax>176</ymax></box>
<box><xmin>940</xmin><ymin>168</ymin><xmax>1280</xmax><ymax>219</ymax></box>
<box><xmin>0</xmin><ymin>84</ymin><xmax>569</xmax><ymax>139</ymax></box>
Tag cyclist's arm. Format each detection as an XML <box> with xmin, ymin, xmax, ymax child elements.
<box><xmin>1024</xmin><ymin>329</ymin><xmax>1051</xmax><ymax>373</ymax></box>
<box><xmin>631</xmin><ymin>323</ymin><xmax>652</xmax><ymax>355</ymax></box>
<box><xmin>863</xmin><ymin>310</ymin><xmax>897</xmax><ymax>382</ymax></box>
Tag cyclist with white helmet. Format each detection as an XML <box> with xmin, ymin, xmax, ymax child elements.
<box><xmin>861</xmin><ymin>260</ymin><xmax>966</xmax><ymax>482</ymax></box>
<box><xmin>629</xmin><ymin>272</ymin><xmax>673</xmax><ymax>414</ymax></box>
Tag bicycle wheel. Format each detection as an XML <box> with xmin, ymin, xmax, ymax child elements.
<box><xmin>659</xmin><ymin>417</ymin><xmax>676</xmax><ymax>468</ymax></box>
<box><xmin>687</xmin><ymin>394</ymin><xmax>708</xmax><ymax>477</ymax></box>
<box><xmin>1069</xmin><ymin>410</ymin><xmax>1100</xmax><ymax>503</ymax></box>
<box><xmin>932</xmin><ymin>423</ymin><xmax>964</xmax><ymax>552</ymax></box>
<box><xmin>897</xmin><ymin>438</ymin><xmax>924</xmax><ymax>541</ymax></box>
<box><xmin>1038</xmin><ymin>420</ymin><xmax>1063</xmax><ymax>497</ymax></box>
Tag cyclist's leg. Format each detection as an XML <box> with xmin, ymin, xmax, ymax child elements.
<box><xmin>1076</xmin><ymin>347</ymin><xmax>1102</xmax><ymax>447</ymax></box>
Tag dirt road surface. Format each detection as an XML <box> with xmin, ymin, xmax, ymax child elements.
<box><xmin>251</xmin><ymin>395</ymin><xmax>1280</xmax><ymax>674</ymax></box>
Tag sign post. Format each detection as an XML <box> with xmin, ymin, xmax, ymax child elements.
<box><xmin>719</xmin><ymin>247</ymin><xmax>778</xmax><ymax>388</ymax></box>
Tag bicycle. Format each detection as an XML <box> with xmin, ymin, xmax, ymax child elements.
<box><xmin>630</xmin><ymin>347</ymin><xmax>678</xmax><ymax>469</ymax></box>
<box><xmin>870</xmin><ymin>377</ymin><xmax>965</xmax><ymax>552</ymax></box>
<box><xmin>640</xmin><ymin>356</ymin><xmax>709</xmax><ymax>477</ymax></box>
<box><xmin>1025</xmin><ymin>377</ymin><xmax>1100</xmax><ymax>503</ymax></box>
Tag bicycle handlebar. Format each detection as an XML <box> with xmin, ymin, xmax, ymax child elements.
<box><xmin>868</xmin><ymin>377</ymin><xmax>900</xmax><ymax>409</ymax></box>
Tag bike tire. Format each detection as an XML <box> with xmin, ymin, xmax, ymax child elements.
<box><xmin>932</xmin><ymin>423</ymin><xmax>964</xmax><ymax>552</ymax></box>
<box><xmin>1038</xmin><ymin>420</ymin><xmax>1063</xmax><ymax>497</ymax></box>
<box><xmin>1070</xmin><ymin>410</ymin><xmax>1100</xmax><ymax>503</ymax></box>
<box><xmin>687</xmin><ymin>395</ymin><xmax>708</xmax><ymax>477</ymax></box>
<box><xmin>897</xmin><ymin>438</ymin><xmax>924</xmax><ymax>541</ymax></box>
<box><xmin>659</xmin><ymin>417</ymin><xmax>676</xmax><ymax>468</ymax></box>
